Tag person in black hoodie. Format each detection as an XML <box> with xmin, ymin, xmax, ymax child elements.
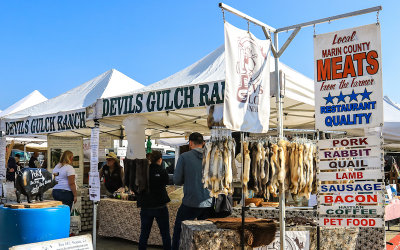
<box><xmin>137</xmin><ymin>150</ymin><xmax>171</xmax><ymax>250</ymax></box>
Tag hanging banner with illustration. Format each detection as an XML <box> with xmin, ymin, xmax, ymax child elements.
<box><xmin>223</xmin><ymin>22</ymin><xmax>271</xmax><ymax>133</ymax></box>
<box><xmin>314</xmin><ymin>24</ymin><xmax>383</xmax><ymax>130</ymax></box>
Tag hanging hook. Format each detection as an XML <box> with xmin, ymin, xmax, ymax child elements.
<box><xmin>247</xmin><ymin>21</ymin><xmax>250</xmax><ymax>34</ymax></box>
<box><xmin>222</xmin><ymin>8</ymin><xmax>226</xmax><ymax>23</ymax></box>
<box><xmin>376</xmin><ymin>10</ymin><xmax>380</xmax><ymax>25</ymax></box>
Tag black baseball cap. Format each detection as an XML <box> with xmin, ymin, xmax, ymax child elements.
<box><xmin>188</xmin><ymin>132</ymin><xmax>204</xmax><ymax>144</ymax></box>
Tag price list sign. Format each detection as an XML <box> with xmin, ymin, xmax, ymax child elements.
<box><xmin>317</xmin><ymin>136</ymin><xmax>384</xmax><ymax>228</ymax></box>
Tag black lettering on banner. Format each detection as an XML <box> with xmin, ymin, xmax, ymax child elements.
<box><xmin>210</xmin><ymin>82</ymin><xmax>223</xmax><ymax>104</ymax></box>
<box><xmin>25</xmin><ymin>120</ymin><xmax>30</xmax><ymax>134</ymax></box>
<box><xmin>127</xmin><ymin>96</ymin><xmax>134</xmax><ymax>114</ymax></box>
<box><xmin>80</xmin><ymin>112</ymin><xmax>86</xmax><ymax>128</ymax></box>
<box><xmin>116</xmin><ymin>97</ymin><xmax>124</xmax><ymax>115</ymax></box>
<box><xmin>174</xmin><ymin>88</ymin><xmax>183</xmax><ymax>109</ymax></box>
<box><xmin>102</xmin><ymin>99</ymin><xmax>110</xmax><ymax>116</ymax></box>
<box><xmin>122</xmin><ymin>96</ymin><xmax>129</xmax><ymax>114</ymax></box>
<box><xmin>136</xmin><ymin>94</ymin><xmax>143</xmax><ymax>113</ymax></box>
<box><xmin>5</xmin><ymin>122</ymin><xmax>10</xmax><ymax>135</ymax></box>
<box><xmin>56</xmin><ymin>115</ymin><xmax>63</xmax><ymax>130</ymax></box>
<box><xmin>31</xmin><ymin>119</ymin><xmax>36</xmax><ymax>134</ymax></box>
<box><xmin>199</xmin><ymin>84</ymin><xmax>210</xmax><ymax>106</ymax></box>
<box><xmin>110</xmin><ymin>98</ymin><xmax>117</xmax><ymax>116</ymax></box>
<box><xmin>147</xmin><ymin>92</ymin><xmax>156</xmax><ymax>112</ymax></box>
<box><xmin>68</xmin><ymin>114</ymin><xmax>75</xmax><ymax>129</ymax></box>
<box><xmin>156</xmin><ymin>91</ymin><xmax>165</xmax><ymax>111</ymax></box>
<box><xmin>49</xmin><ymin>117</ymin><xmax>54</xmax><ymax>132</ymax></box>
<box><xmin>183</xmin><ymin>86</ymin><xmax>195</xmax><ymax>108</ymax></box>
<box><xmin>44</xmin><ymin>117</ymin><xmax>50</xmax><ymax>132</ymax></box>
<box><xmin>164</xmin><ymin>90</ymin><xmax>174</xmax><ymax>110</ymax></box>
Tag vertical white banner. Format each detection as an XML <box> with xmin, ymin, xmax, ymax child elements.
<box><xmin>89</xmin><ymin>172</ymin><xmax>100</xmax><ymax>202</ymax></box>
<box><xmin>314</xmin><ymin>24</ymin><xmax>383</xmax><ymax>131</ymax></box>
<box><xmin>0</xmin><ymin>137</ymin><xmax>6</xmax><ymax>180</ymax></box>
<box><xmin>223</xmin><ymin>22</ymin><xmax>271</xmax><ymax>133</ymax></box>
<box><xmin>89</xmin><ymin>127</ymin><xmax>100</xmax><ymax>201</ymax></box>
<box><xmin>90</xmin><ymin>128</ymin><xmax>100</xmax><ymax>173</ymax></box>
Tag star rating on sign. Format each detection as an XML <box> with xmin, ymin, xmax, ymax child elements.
<box><xmin>323</xmin><ymin>88</ymin><xmax>372</xmax><ymax>105</ymax></box>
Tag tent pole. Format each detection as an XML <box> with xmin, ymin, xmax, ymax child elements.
<box><xmin>119</xmin><ymin>126</ymin><xmax>124</xmax><ymax>147</ymax></box>
<box><xmin>240</xmin><ymin>132</ymin><xmax>245</xmax><ymax>250</ymax></box>
<box><xmin>274</xmin><ymin>32</ymin><xmax>286</xmax><ymax>250</ymax></box>
<box><xmin>23</xmin><ymin>143</ymin><xmax>27</xmax><ymax>167</ymax></box>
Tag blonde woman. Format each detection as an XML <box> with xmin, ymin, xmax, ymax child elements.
<box><xmin>52</xmin><ymin>150</ymin><xmax>77</xmax><ymax>209</ymax></box>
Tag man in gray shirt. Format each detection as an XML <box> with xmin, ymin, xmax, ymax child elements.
<box><xmin>172</xmin><ymin>132</ymin><xmax>212</xmax><ymax>250</ymax></box>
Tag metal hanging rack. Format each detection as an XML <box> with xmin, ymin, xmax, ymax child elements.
<box><xmin>219</xmin><ymin>3</ymin><xmax>382</xmax><ymax>250</ymax></box>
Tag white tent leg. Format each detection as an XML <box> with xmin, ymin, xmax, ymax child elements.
<box><xmin>93</xmin><ymin>202</ymin><xmax>97</xmax><ymax>249</ymax></box>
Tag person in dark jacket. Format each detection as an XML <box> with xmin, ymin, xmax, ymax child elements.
<box><xmin>6</xmin><ymin>156</ymin><xmax>17</xmax><ymax>182</ymax></box>
<box><xmin>99</xmin><ymin>152</ymin><xmax>124</xmax><ymax>194</ymax></box>
<box><xmin>29</xmin><ymin>152</ymin><xmax>39</xmax><ymax>168</ymax></box>
<box><xmin>137</xmin><ymin>150</ymin><xmax>171</xmax><ymax>250</ymax></box>
<box><xmin>172</xmin><ymin>132</ymin><xmax>212</xmax><ymax>250</ymax></box>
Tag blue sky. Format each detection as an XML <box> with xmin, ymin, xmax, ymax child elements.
<box><xmin>0</xmin><ymin>0</ymin><xmax>395</xmax><ymax>110</ymax></box>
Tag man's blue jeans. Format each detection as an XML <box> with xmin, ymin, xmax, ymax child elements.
<box><xmin>139</xmin><ymin>206</ymin><xmax>171</xmax><ymax>250</ymax></box>
<box><xmin>172</xmin><ymin>204</ymin><xmax>213</xmax><ymax>250</ymax></box>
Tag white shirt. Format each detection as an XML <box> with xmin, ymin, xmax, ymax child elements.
<box><xmin>53</xmin><ymin>163</ymin><xmax>76</xmax><ymax>191</ymax></box>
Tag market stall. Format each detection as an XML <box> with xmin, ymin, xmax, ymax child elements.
<box><xmin>0</xmin><ymin>69</ymin><xmax>145</xmax><ymax>242</ymax></box>
<box><xmin>91</xmin><ymin>35</ymin><xmax>319</xmax><ymax>248</ymax></box>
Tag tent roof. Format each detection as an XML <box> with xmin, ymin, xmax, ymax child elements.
<box><xmin>123</xmin><ymin>45</ymin><xmax>315</xmax><ymax>108</ymax></box>
<box><xmin>0</xmin><ymin>90</ymin><xmax>47</xmax><ymax>117</ymax></box>
<box><xmin>4</xmin><ymin>69</ymin><xmax>144</xmax><ymax>120</ymax></box>
<box><xmin>382</xmin><ymin>96</ymin><xmax>400</xmax><ymax>144</ymax></box>
<box><xmin>99</xmin><ymin>46</ymin><xmax>315</xmax><ymax>138</ymax></box>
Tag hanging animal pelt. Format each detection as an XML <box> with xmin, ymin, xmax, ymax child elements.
<box><xmin>202</xmin><ymin>136</ymin><xmax>236</xmax><ymax>198</ymax></box>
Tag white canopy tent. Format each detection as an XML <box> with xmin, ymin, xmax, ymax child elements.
<box><xmin>1</xmin><ymin>90</ymin><xmax>48</xmax><ymax>147</ymax></box>
<box><xmin>1</xmin><ymin>69</ymin><xmax>144</xmax><ymax>138</ymax></box>
<box><xmin>0</xmin><ymin>90</ymin><xmax>47</xmax><ymax>117</ymax></box>
<box><xmin>98</xmin><ymin>45</ymin><xmax>315</xmax><ymax>138</ymax></box>
<box><xmin>381</xmin><ymin>96</ymin><xmax>400</xmax><ymax>148</ymax></box>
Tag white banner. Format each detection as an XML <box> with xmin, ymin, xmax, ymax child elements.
<box><xmin>318</xmin><ymin>158</ymin><xmax>382</xmax><ymax>170</ymax></box>
<box><xmin>319</xmin><ymin>194</ymin><xmax>383</xmax><ymax>204</ymax></box>
<box><xmin>317</xmin><ymin>136</ymin><xmax>382</xmax><ymax>149</ymax></box>
<box><xmin>223</xmin><ymin>22</ymin><xmax>271</xmax><ymax>133</ymax></box>
<box><xmin>319</xmin><ymin>182</ymin><xmax>383</xmax><ymax>193</ymax></box>
<box><xmin>319</xmin><ymin>217</ymin><xmax>383</xmax><ymax>228</ymax></box>
<box><xmin>90</xmin><ymin>128</ymin><xmax>100</xmax><ymax>173</ymax></box>
<box><xmin>0</xmin><ymin>137</ymin><xmax>6</xmax><ymax>180</ymax></box>
<box><xmin>2</xmin><ymin>109</ymin><xmax>86</xmax><ymax>136</ymax></box>
<box><xmin>318</xmin><ymin>146</ymin><xmax>382</xmax><ymax>160</ymax></box>
<box><xmin>89</xmin><ymin>172</ymin><xmax>100</xmax><ymax>202</ymax></box>
<box><xmin>314</xmin><ymin>24</ymin><xmax>383</xmax><ymax>130</ymax></box>
<box><xmin>319</xmin><ymin>205</ymin><xmax>384</xmax><ymax>216</ymax></box>
<box><xmin>318</xmin><ymin>169</ymin><xmax>383</xmax><ymax>181</ymax></box>
<box><xmin>98</xmin><ymin>81</ymin><xmax>224</xmax><ymax>118</ymax></box>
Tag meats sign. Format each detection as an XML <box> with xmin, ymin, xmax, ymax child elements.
<box><xmin>314</xmin><ymin>24</ymin><xmax>383</xmax><ymax>130</ymax></box>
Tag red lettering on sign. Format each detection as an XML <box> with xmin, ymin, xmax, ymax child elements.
<box><xmin>332</xmin><ymin>31</ymin><xmax>357</xmax><ymax>45</ymax></box>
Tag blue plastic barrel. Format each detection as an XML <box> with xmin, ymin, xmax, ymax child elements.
<box><xmin>0</xmin><ymin>205</ymin><xmax>70</xmax><ymax>250</ymax></box>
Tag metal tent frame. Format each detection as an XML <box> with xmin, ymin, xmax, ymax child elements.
<box><xmin>218</xmin><ymin>3</ymin><xmax>382</xmax><ymax>249</ymax></box>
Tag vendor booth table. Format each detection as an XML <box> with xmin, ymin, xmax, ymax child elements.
<box><xmin>98</xmin><ymin>199</ymin><xmax>181</xmax><ymax>245</ymax></box>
